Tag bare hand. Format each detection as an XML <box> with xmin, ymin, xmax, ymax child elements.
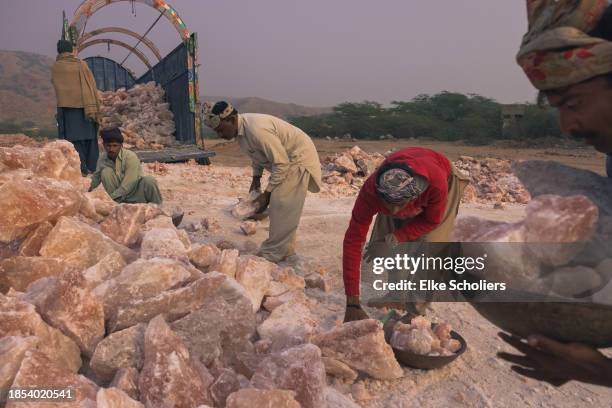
<box><xmin>497</xmin><ymin>332</ymin><xmax>612</xmax><ymax>387</ymax></box>
<box><xmin>254</xmin><ymin>191</ymin><xmax>271</xmax><ymax>214</ymax></box>
<box><xmin>249</xmin><ymin>176</ymin><xmax>261</xmax><ymax>193</ymax></box>
<box><xmin>343</xmin><ymin>305</ymin><xmax>370</xmax><ymax>323</ymax></box>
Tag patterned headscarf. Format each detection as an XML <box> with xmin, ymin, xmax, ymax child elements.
<box><xmin>201</xmin><ymin>101</ymin><xmax>235</xmax><ymax>129</ymax></box>
<box><xmin>517</xmin><ymin>0</ymin><xmax>612</xmax><ymax>90</ymax></box>
<box><xmin>375</xmin><ymin>168</ymin><xmax>428</xmax><ymax>204</ymax></box>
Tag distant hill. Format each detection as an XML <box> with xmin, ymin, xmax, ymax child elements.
<box><xmin>0</xmin><ymin>50</ymin><xmax>57</xmax><ymax>127</ymax></box>
<box><xmin>0</xmin><ymin>50</ymin><xmax>332</xmax><ymax>129</ymax></box>
<box><xmin>201</xmin><ymin>96</ymin><xmax>332</xmax><ymax>120</ymax></box>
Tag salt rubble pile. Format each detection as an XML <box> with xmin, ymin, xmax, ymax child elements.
<box><xmin>98</xmin><ymin>81</ymin><xmax>176</xmax><ymax>150</ymax></box>
<box><xmin>0</xmin><ymin>140</ymin><xmax>409</xmax><ymax>407</ymax></box>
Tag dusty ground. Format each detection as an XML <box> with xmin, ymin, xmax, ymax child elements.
<box><xmin>151</xmin><ymin>140</ymin><xmax>612</xmax><ymax>408</ymax></box>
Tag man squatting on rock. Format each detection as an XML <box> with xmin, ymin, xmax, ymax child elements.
<box><xmin>342</xmin><ymin>147</ymin><xmax>469</xmax><ymax>322</ymax></box>
<box><xmin>202</xmin><ymin>101</ymin><xmax>322</xmax><ymax>263</ymax></box>
<box><xmin>496</xmin><ymin>0</ymin><xmax>612</xmax><ymax>388</ymax></box>
<box><xmin>89</xmin><ymin>127</ymin><xmax>163</xmax><ymax>205</ymax></box>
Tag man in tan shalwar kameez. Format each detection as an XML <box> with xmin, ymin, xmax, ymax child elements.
<box><xmin>203</xmin><ymin>101</ymin><xmax>322</xmax><ymax>262</ymax></box>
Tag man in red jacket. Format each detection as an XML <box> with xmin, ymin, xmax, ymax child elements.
<box><xmin>343</xmin><ymin>147</ymin><xmax>469</xmax><ymax>323</ymax></box>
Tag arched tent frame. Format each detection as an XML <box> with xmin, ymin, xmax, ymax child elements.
<box><xmin>71</xmin><ymin>0</ymin><xmax>190</xmax><ymax>41</ymax></box>
<box><xmin>69</xmin><ymin>0</ymin><xmax>202</xmax><ymax>146</ymax></box>
<box><xmin>79</xmin><ymin>38</ymin><xmax>153</xmax><ymax>69</ymax></box>
<box><xmin>78</xmin><ymin>27</ymin><xmax>163</xmax><ymax>61</ymax></box>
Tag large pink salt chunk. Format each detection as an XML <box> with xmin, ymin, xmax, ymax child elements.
<box><xmin>100</xmin><ymin>204</ymin><xmax>152</xmax><ymax>246</ymax></box>
<box><xmin>139</xmin><ymin>315</ymin><xmax>214</xmax><ymax>408</ymax></box>
<box><xmin>40</xmin><ymin>216</ymin><xmax>135</xmax><ymax>271</ymax></box>
<box><xmin>0</xmin><ymin>294</ymin><xmax>81</xmax><ymax>373</ymax></box>
<box><xmin>226</xmin><ymin>389</ymin><xmax>300</xmax><ymax>408</ymax></box>
<box><xmin>312</xmin><ymin>319</ymin><xmax>403</xmax><ymax>380</ymax></box>
<box><xmin>251</xmin><ymin>344</ymin><xmax>326</xmax><ymax>408</ymax></box>
<box><xmin>0</xmin><ymin>179</ymin><xmax>82</xmax><ymax>243</ymax></box>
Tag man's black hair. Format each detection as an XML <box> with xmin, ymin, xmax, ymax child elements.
<box><xmin>57</xmin><ymin>40</ymin><xmax>73</xmax><ymax>54</ymax></box>
<box><xmin>212</xmin><ymin>101</ymin><xmax>238</xmax><ymax>117</ymax></box>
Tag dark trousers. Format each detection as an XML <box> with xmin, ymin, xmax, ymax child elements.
<box><xmin>72</xmin><ymin>139</ymin><xmax>99</xmax><ymax>174</ymax></box>
<box><xmin>57</xmin><ymin>107</ymin><xmax>99</xmax><ymax>174</ymax></box>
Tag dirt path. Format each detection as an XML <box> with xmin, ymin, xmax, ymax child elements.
<box><xmin>150</xmin><ymin>141</ymin><xmax>612</xmax><ymax>407</ymax></box>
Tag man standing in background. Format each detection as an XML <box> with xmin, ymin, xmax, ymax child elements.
<box><xmin>51</xmin><ymin>39</ymin><xmax>101</xmax><ymax>176</ymax></box>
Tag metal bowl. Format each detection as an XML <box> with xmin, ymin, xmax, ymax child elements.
<box><xmin>383</xmin><ymin>319</ymin><xmax>467</xmax><ymax>370</ymax></box>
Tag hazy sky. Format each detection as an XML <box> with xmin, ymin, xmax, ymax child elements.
<box><xmin>0</xmin><ymin>1</ymin><xmax>536</xmax><ymax>106</ymax></box>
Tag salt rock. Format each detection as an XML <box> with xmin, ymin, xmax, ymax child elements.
<box><xmin>325</xmin><ymin>387</ymin><xmax>361</xmax><ymax>408</ymax></box>
<box><xmin>0</xmin><ymin>256</ymin><xmax>72</xmax><ymax>293</ymax></box>
<box><xmin>79</xmin><ymin>192</ymin><xmax>104</xmax><ymax>222</ymax></box>
<box><xmin>100</xmin><ymin>204</ymin><xmax>150</xmax><ymax>246</ymax></box>
<box><xmin>226</xmin><ymin>389</ymin><xmax>300</xmax><ymax>408</ymax></box>
<box><xmin>0</xmin><ymin>294</ymin><xmax>81</xmax><ymax>372</ymax></box>
<box><xmin>35</xmin><ymin>270</ymin><xmax>105</xmax><ymax>357</ymax></box>
<box><xmin>231</xmin><ymin>191</ymin><xmax>261</xmax><ymax>220</ymax></box>
<box><xmin>348</xmin><ymin>146</ymin><xmax>367</xmax><ymax>161</ymax></box>
<box><xmin>5</xmin><ymin>350</ymin><xmax>98</xmax><ymax>408</ymax></box>
<box><xmin>33</xmin><ymin>140</ymin><xmax>83</xmax><ymax>188</ymax></box>
<box><xmin>544</xmin><ymin>266</ymin><xmax>602</xmax><ymax>298</ymax></box>
<box><xmin>257</xmin><ymin>300</ymin><xmax>317</xmax><ymax>345</ymax></box>
<box><xmin>263</xmin><ymin>289</ymin><xmax>307</xmax><ymax>312</ymax></box>
<box><xmin>82</xmin><ymin>251</ymin><xmax>126</xmax><ymax>288</ymax></box>
<box><xmin>313</xmin><ymin>319</ymin><xmax>403</xmax><ymax>380</ymax></box>
<box><xmin>40</xmin><ymin>216</ymin><xmax>135</xmax><ymax>271</ymax></box>
<box><xmin>188</xmin><ymin>243</ymin><xmax>221</xmax><ymax>269</ymax></box>
<box><xmin>142</xmin><ymin>214</ymin><xmax>175</xmax><ymax>231</ymax></box>
<box><xmin>110</xmin><ymin>367</ymin><xmax>140</xmax><ymax>401</ymax></box>
<box><xmin>96</xmin><ymin>387</ymin><xmax>143</xmax><ymax>408</ymax></box>
<box><xmin>139</xmin><ymin>315</ymin><xmax>214</xmax><ymax>408</ymax></box>
<box><xmin>177</xmin><ymin>228</ymin><xmax>191</xmax><ymax>247</ymax></box>
<box><xmin>210</xmin><ymin>368</ymin><xmax>241</xmax><ymax>407</ymax></box>
<box><xmin>171</xmin><ymin>273</ymin><xmax>255</xmax><ymax>366</ymax></box>
<box><xmin>90</xmin><ymin>324</ymin><xmax>145</xmax><ymax>383</ymax></box>
<box><xmin>270</xmin><ymin>266</ymin><xmax>306</xmax><ymax>290</ymax></box>
<box><xmin>513</xmin><ymin>160</ymin><xmax>612</xmax><ymax>216</ymax></box>
<box><xmin>18</xmin><ymin>221</ymin><xmax>54</xmax><ymax>256</ymax></box>
<box><xmin>94</xmin><ymin>258</ymin><xmax>193</xmax><ymax>319</ymax></box>
<box><xmin>0</xmin><ymin>145</ymin><xmax>35</xmax><ymax>170</ymax></box>
<box><xmin>251</xmin><ymin>344</ymin><xmax>326</xmax><ymax>408</ymax></box>
<box><xmin>335</xmin><ymin>154</ymin><xmax>358</xmax><ymax>174</ymax></box>
<box><xmin>322</xmin><ymin>357</ymin><xmax>358</xmax><ymax>381</ymax></box>
<box><xmin>234</xmin><ymin>352</ymin><xmax>266</xmax><ymax>378</ymax></box>
<box><xmin>265</xmin><ymin>281</ymin><xmax>291</xmax><ymax>297</ymax></box>
<box><xmin>305</xmin><ymin>273</ymin><xmax>332</xmax><ymax>292</ymax></box>
<box><xmin>0</xmin><ymin>179</ymin><xmax>82</xmax><ymax>243</ymax></box>
<box><xmin>210</xmin><ymin>249</ymin><xmax>239</xmax><ymax>278</ymax></box>
<box><xmin>140</xmin><ymin>227</ymin><xmax>188</xmax><ymax>262</ymax></box>
<box><xmin>86</xmin><ymin>189</ymin><xmax>117</xmax><ymax>216</ymax></box>
<box><xmin>0</xmin><ymin>336</ymin><xmax>39</xmax><ymax>390</ymax></box>
<box><xmin>109</xmin><ymin>272</ymin><xmax>228</xmax><ymax>332</ymax></box>
<box><xmin>452</xmin><ymin>216</ymin><xmax>526</xmax><ymax>242</ymax></box>
<box><xmin>240</xmin><ymin>220</ymin><xmax>258</xmax><ymax>235</ymax></box>
<box><xmin>351</xmin><ymin>382</ymin><xmax>372</xmax><ymax>402</ymax></box>
<box><xmin>236</xmin><ymin>256</ymin><xmax>273</xmax><ymax>312</ymax></box>
<box><xmin>524</xmin><ymin>195</ymin><xmax>599</xmax><ymax>266</ymax></box>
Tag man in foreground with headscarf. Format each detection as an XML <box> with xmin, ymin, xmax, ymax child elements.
<box><xmin>497</xmin><ymin>0</ymin><xmax>612</xmax><ymax>387</ymax></box>
<box><xmin>342</xmin><ymin>147</ymin><xmax>469</xmax><ymax>322</ymax></box>
<box><xmin>51</xmin><ymin>39</ymin><xmax>101</xmax><ymax>176</ymax></box>
<box><xmin>89</xmin><ymin>127</ymin><xmax>163</xmax><ymax>205</ymax></box>
<box><xmin>202</xmin><ymin>101</ymin><xmax>322</xmax><ymax>262</ymax></box>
